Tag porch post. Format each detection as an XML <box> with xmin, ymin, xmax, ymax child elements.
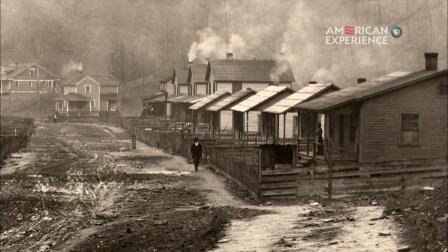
<box><xmin>306</xmin><ymin>112</ymin><xmax>310</xmax><ymax>156</ymax></box>
<box><xmin>283</xmin><ymin>113</ymin><xmax>286</xmax><ymax>141</ymax></box>
<box><xmin>89</xmin><ymin>100</ymin><xmax>92</xmax><ymax>111</ymax></box>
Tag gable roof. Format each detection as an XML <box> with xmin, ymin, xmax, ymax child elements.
<box><xmin>188</xmin><ymin>64</ymin><xmax>208</xmax><ymax>83</ymax></box>
<box><xmin>263</xmin><ymin>83</ymin><xmax>340</xmax><ymax>114</ymax></box>
<box><xmin>6</xmin><ymin>63</ymin><xmax>59</xmax><ymax>79</ymax></box>
<box><xmin>62</xmin><ymin>73</ymin><xmax>118</xmax><ymax>87</ymax></box>
<box><xmin>174</xmin><ymin>67</ymin><xmax>189</xmax><ymax>84</ymax></box>
<box><xmin>231</xmin><ymin>85</ymin><xmax>294</xmax><ymax>112</ymax></box>
<box><xmin>296</xmin><ymin>68</ymin><xmax>448</xmax><ymax>112</ymax></box>
<box><xmin>207</xmin><ymin>88</ymin><xmax>257</xmax><ymax>112</ymax></box>
<box><xmin>188</xmin><ymin>91</ymin><xmax>230</xmax><ymax>111</ymax></box>
<box><xmin>206</xmin><ymin>59</ymin><xmax>295</xmax><ymax>83</ymax></box>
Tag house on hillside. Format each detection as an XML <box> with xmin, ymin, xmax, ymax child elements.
<box><xmin>205</xmin><ymin>53</ymin><xmax>295</xmax><ymax>94</ymax></box>
<box><xmin>0</xmin><ymin>63</ymin><xmax>59</xmax><ymax>94</ymax></box>
<box><xmin>188</xmin><ymin>64</ymin><xmax>208</xmax><ymax>95</ymax></box>
<box><xmin>263</xmin><ymin>82</ymin><xmax>340</xmax><ymax>142</ymax></box>
<box><xmin>295</xmin><ymin>53</ymin><xmax>447</xmax><ymax>166</ymax></box>
<box><xmin>55</xmin><ymin>73</ymin><xmax>120</xmax><ymax>116</ymax></box>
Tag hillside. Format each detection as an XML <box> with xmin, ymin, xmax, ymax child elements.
<box><xmin>119</xmin><ymin>77</ymin><xmax>159</xmax><ymax>117</ymax></box>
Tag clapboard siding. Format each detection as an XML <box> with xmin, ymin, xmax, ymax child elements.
<box><xmin>196</xmin><ymin>83</ymin><xmax>207</xmax><ymax>95</ymax></box>
<box><xmin>217</xmin><ymin>83</ymin><xmax>233</xmax><ymax>93</ymax></box>
<box><xmin>244</xmin><ymin>111</ymin><xmax>261</xmax><ymax>132</ymax></box>
<box><xmin>220</xmin><ymin>110</ymin><xmax>233</xmax><ymax>130</ymax></box>
<box><xmin>360</xmin><ymin>75</ymin><xmax>448</xmax><ymax>163</ymax></box>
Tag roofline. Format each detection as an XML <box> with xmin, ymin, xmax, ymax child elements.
<box><xmin>232</xmin><ymin>87</ymin><xmax>295</xmax><ymax>112</ymax></box>
<box><xmin>8</xmin><ymin>63</ymin><xmax>59</xmax><ymax>79</ymax></box>
<box><xmin>212</xmin><ymin>80</ymin><xmax>294</xmax><ymax>83</ymax></box>
<box><xmin>75</xmin><ymin>76</ymin><xmax>100</xmax><ymax>87</ymax></box>
<box><xmin>189</xmin><ymin>92</ymin><xmax>230</xmax><ymax>111</ymax></box>
<box><xmin>298</xmin><ymin>69</ymin><xmax>448</xmax><ymax>112</ymax></box>
<box><xmin>206</xmin><ymin>90</ymin><xmax>257</xmax><ymax>112</ymax></box>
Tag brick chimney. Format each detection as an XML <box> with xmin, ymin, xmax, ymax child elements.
<box><xmin>424</xmin><ymin>52</ymin><xmax>438</xmax><ymax>71</ymax></box>
<box><xmin>357</xmin><ymin>78</ymin><xmax>367</xmax><ymax>84</ymax></box>
<box><xmin>226</xmin><ymin>53</ymin><xmax>234</xmax><ymax>60</ymax></box>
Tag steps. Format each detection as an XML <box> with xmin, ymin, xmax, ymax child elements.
<box><xmin>260</xmin><ymin>171</ymin><xmax>299</xmax><ymax>199</ymax></box>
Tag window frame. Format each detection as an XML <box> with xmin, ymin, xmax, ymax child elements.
<box><xmin>438</xmin><ymin>79</ymin><xmax>448</xmax><ymax>98</ymax></box>
<box><xmin>399</xmin><ymin>113</ymin><xmax>420</xmax><ymax>146</ymax></box>
<box><xmin>85</xmin><ymin>85</ymin><xmax>91</xmax><ymax>93</ymax></box>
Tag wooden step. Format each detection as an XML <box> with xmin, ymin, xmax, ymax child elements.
<box><xmin>259</xmin><ymin>181</ymin><xmax>297</xmax><ymax>190</ymax></box>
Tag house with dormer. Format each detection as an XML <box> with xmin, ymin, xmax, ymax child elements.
<box><xmin>0</xmin><ymin>63</ymin><xmax>59</xmax><ymax>94</ymax></box>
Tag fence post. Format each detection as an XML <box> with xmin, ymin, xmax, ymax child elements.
<box><xmin>132</xmin><ymin>134</ymin><xmax>136</xmax><ymax>149</ymax></box>
<box><xmin>326</xmin><ymin>139</ymin><xmax>333</xmax><ymax>200</ymax></box>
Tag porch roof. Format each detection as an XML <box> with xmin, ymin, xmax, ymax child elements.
<box><xmin>263</xmin><ymin>83</ymin><xmax>340</xmax><ymax>114</ymax></box>
<box><xmin>230</xmin><ymin>85</ymin><xmax>294</xmax><ymax>112</ymax></box>
<box><xmin>296</xmin><ymin>68</ymin><xmax>448</xmax><ymax>112</ymax></box>
<box><xmin>206</xmin><ymin>89</ymin><xmax>256</xmax><ymax>112</ymax></box>
<box><xmin>168</xmin><ymin>95</ymin><xmax>205</xmax><ymax>104</ymax></box>
<box><xmin>188</xmin><ymin>91</ymin><xmax>230</xmax><ymax>111</ymax></box>
<box><xmin>56</xmin><ymin>93</ymin><xmax>92</xmax><ymax>101</ymax></box>
<box><xmin>142</xmin><ymin>92</ymin><xmax>167</xmax><ymax>103</ymax></box>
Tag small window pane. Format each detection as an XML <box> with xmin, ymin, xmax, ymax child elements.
<box><xmin>401</xmin><ymin>113</ymin><xmax>419</xmax><ymax>144</ymax></box>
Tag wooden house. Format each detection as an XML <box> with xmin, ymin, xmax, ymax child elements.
<box><xmin>167</xmin><ymin>95</ymin><xmax>205</xmax><ymax>123</ymax></box>
<box><xmin>188</xmin><ymin>64</ymin><xmax>208</xmax><ymax>95</ymax></box>
<box><xmin>263</xmin><ymin>83</ymin><xmax>340</xmax><ymax>143</ymax></box>
<box><xmin>230</xmin><ymin>85</ymin><xmax>294</xmax><ymax>141</ymax></box>
<box><xmin>173</xmin><ymin>67</ymin><xmax>190</xmax><ymax>96</ymax></box>
<box><xmin>206</xmin><ymin>89</ymin><xmax>256</xmax><ymax>133</ymax></box>
<box><xmin>188</xmin><ymin>91</ymin><xmax>230</xmax><ymax>133</ymax></box>
<box><xmin>205</xmin><ymin>53</ymin><xmax>295</xmax><ymax>94</ymax></box>
<box><xmin>295</xmin><ymin>53</ymin><xmax>447</xmax><ymax>166</ymax></box>
<box><xmin>0</xmin><ymin>63</ymin><xmax>59</xmax><ymax>94</ymax></box>
<box><xmin>55</xmin><ymin>73</ymin><xmax>119</xmax><ymax>116</ymax></box>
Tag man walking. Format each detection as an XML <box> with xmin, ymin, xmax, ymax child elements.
<box><xmin>190</xmin><ymin>137</ymin><xmax>202</xmax><ymax>172</ymax></box>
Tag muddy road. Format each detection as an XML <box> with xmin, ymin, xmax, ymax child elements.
<box><xmin>1</xmin><ymin>122</ymin><xmax>408</xmax><ymax>251</ymax></box>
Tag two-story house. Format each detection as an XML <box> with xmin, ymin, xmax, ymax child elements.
<box><xmin>0</xmin><ymin>63</ymin><xmax>59</xmax><ymax>94</ymax></box>
<box><xmin>188</xmin><ymin>63</ymin><xmax>208</xmax><ymax>95</ymax></box>
<box><xmin>55</xmin><ymin>72</ymin><xmax>119</xmax><ymax>116</ymax></box>
<box><xmin>205</xmin><ymin>53</ymin><xmax>295</xmax><ymax>95</ymax></box>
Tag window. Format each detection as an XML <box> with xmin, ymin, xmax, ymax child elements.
<box><xmin>85</xmin><ymin>85</ymin><xmax>91</xmax><ymax>93</ymax></box>
<box><xmin>400</xmin><ymin>113</ymin><xmax>419</xmax><ymax>144</ymax></box>
<box><xmin>30</xmin><ymin>68</ymin><xmax>38</xmax><ymax>76</ymax></box>
<box><xmin>439</xmin><ymin>80</ymin><xmax>447</xmax><ymax>96</ymax></box>
<box><xmin>15</xmin><ymin>81</ymin><xmax>19</xmax><ymax>88</ymax></box>
<box><xmin>29</xmin><ymin>81</ymin><xmax>33</xmax><ymax>87</ymax></box>
<box><xmin>293</xmin><ymin>115</ymin><xmax>298</xmax><ymax>137</ymax></box>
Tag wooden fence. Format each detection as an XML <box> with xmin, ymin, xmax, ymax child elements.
<box><xmin>0</xmin><ymin>116</ymin><xmax>34</xmax><ymax>165</ymax></box>
<box><xmin>121</xmin><ymin>117</ymin><xmax>262</xmax><ymax>199</ymax></box>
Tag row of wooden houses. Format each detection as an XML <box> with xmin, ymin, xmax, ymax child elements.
<box><xmin>143</xmin><ymin>52</ymin><xmax>447</xmax><ymax>169</ymax></box>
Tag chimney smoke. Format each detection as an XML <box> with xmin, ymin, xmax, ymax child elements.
<box><xmin>424</xmin><ymin>52</ymin><xmax>438</xmax><ymax>71</ymax></box>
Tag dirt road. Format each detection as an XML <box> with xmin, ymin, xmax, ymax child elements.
<box><xmin>0</xmin><ymin>122</ymin><xmax>407</xmax><ymax>251</ymax></box>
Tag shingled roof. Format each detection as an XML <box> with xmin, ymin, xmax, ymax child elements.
<box><xmin>5</xmin><ymin>63</ymin><xmax>59</xmax><ymax>79</ymax></box>
<box><xmin>296</xmin><ymin>68</ymin><xmax>448</xmax><ymax>112</ymax></box>
<box><xmin>206</xmin><ymin>59</ymin><xmax>295</xmax><ymax>83</ymax></box>
<box><xmin>263</xmin><ymin>83</ymin><xmax>340</xmax><ymax>114</ymax></box>
<box><xmin>174</xmin><ymin>67</ymin><xmax>189</xmax><ymax>84</ymax></box>
<box><xmin>188</xmin><ymin>64</ymin><xmax>208</xmax><ymax>83</ymax></box>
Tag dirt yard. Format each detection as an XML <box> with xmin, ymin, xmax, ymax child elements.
<box><xmin>1</xmin><ymin>122</ymin><xmax>415</xmax><ymax>251</ymax></box>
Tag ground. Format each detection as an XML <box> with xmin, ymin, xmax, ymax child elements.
<box><xmin>1</xmin><ymin>122</ymin><xmax>417</xmax><ymax>251</ymax></box>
